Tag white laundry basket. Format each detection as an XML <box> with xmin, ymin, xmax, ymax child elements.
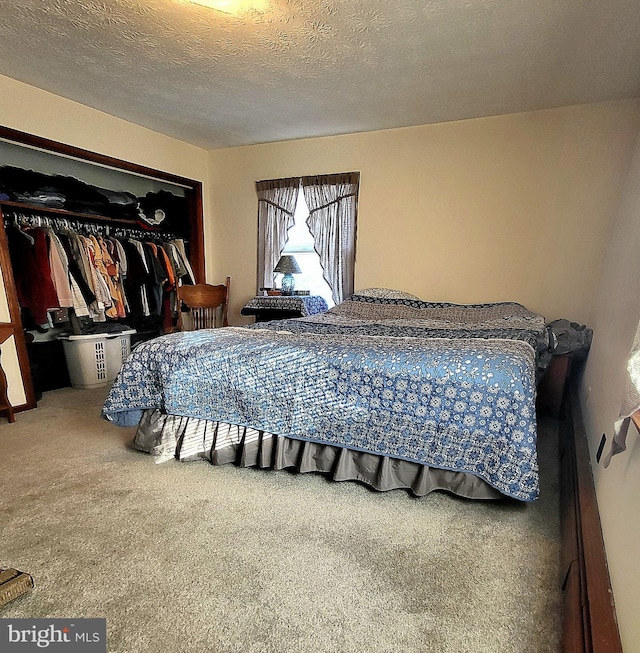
<box><xmin>60</xmin><ymin>330</ymin><xmax>135</xmax><ymax>388</ymax></box>
<box><xmin>105</xmin><ymin>330</ymin><xmax>136</xmax><ymax>382</ymax></box>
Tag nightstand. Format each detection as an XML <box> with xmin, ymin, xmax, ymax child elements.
<box><xmin>241</xmin><ymin>295</ymin><xmax>329</xmax><ymax>323</ymax></box>
<box><xmin>536</xmin><ymin>354</ymin><xmax>572</xmax><ymax>418</ymax></box>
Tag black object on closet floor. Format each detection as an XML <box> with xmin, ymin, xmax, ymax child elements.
<box><xmin>27</xmin><ymin>339</ymin><xmax>70</xmax><ymax>400</ymax></box>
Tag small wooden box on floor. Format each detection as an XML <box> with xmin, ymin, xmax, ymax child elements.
<box><xmin>0</xmin><ymin>568</ymin><xmax>34</xmax><ymax>608</ymax></box>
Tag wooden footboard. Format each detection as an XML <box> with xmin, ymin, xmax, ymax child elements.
<box><xmin>560</xmin><ymin>379</ymin><xmax>622</xmax><ymax>652</ymax></box>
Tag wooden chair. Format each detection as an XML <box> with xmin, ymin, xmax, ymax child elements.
<box><xmin>177</xmin><ymin>278</ymin><xmax>230</xmax><ymax>331</ymax></box>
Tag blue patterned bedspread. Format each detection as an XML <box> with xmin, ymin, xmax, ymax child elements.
<box><xmin>102</xmin><ymin>295</ymin><xmax>546</xmax><ymax>501</ymax></box>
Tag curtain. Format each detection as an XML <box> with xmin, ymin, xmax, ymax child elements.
<box><xmin>255</xmin><ymin>178</ymin><xmax>300</xmax><ymax>290</ymax></box>
<box><xmin>602</xmin><ymin>320</ymin><xmax>640</xmax><ymax>467</ymax></box>
<box><xmin>302</xmin><ymin>172</ymin><xmax>359</xmax><ymax>305</ymax></box>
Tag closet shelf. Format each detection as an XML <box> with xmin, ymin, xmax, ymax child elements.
<box><xmin>0</xmin><ymin>200</ymin><xmax>145</xmax><ymax>227</ymax></box>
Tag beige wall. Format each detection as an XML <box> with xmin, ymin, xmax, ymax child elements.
<box><xmin>0</xmin><ymin>74</ymin><xmax>209</xmax><ymax>407</ymax></box>
<box><xmin>581</xmin><ymin>126</ymin><xmax>640</xmax><ymax>653</ymax></box>
<box><xmin>208</xmin><ymin>100</ymin><xmax>640</xmax><ymax>326</ymax></box>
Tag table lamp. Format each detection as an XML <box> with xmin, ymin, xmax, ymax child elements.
<box><xmin>274</xmin><ymin>255</ymin><xmax>301</xmax><ymax>295</ymax></box>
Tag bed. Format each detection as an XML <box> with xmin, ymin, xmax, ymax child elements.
<box><xmin>102</xmin><ymin>289</ymin><xmax>549</xmax><ymax>502</ymax></box>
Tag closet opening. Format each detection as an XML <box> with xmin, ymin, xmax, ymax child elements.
<box><xmin>0</xmin><ymin>125</ymin><xmax>205</xmax><ymax>415</ymax></box>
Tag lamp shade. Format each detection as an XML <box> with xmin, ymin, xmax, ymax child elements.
<box><xmin>273</xmin><ymin>255</ymin><xmax>301</xmax><ymax>275</ymax></box>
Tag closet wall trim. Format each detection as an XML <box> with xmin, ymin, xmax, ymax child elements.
<box><xmin>0</xmin><ymin>204</ymin><xmax>35</xmax><ymax>412</ymax></box>
<box><xmin>0</xmin><ymin>125</ymin><xmax>199</xmax><ymax>187</ymax></box>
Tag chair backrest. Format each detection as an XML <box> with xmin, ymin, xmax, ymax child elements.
<box><xmin>177</xmin><ymin>278</ymin><xmax>230</xmax><ymax>330</ymax></box>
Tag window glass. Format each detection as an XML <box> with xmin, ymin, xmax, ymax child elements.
<box><xmin>278</xmin><ymin>191</ymin><xmax>335</xmax><ymax>307</ymax></box>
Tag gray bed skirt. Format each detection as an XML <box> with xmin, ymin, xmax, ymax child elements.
<box><xmin>132</xmin><ymin>409</ymin><xmax>504</xmax><ymax>501</ymax></box>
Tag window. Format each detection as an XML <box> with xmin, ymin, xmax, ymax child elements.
<box><xmin>255</xmin><ymin>172</ymin><xmax>359</xmax><ymax>306</ymax></box>
<box><xmin>276</xmin><ymin>188</ymin><xmax>334</xmax><ymax>307</ymax></box>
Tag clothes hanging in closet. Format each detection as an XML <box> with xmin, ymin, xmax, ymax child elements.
<box><xmin>4</xmin><ymin>213</ymin><xmax>195</xmax><ymax>332</ymax></box>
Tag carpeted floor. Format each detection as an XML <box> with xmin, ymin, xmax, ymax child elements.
<box><xmin>0</xmin><ymin>386</ymin><xmax>561</xmax><ymax>653</ymax></box>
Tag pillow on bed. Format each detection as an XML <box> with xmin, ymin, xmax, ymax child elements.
<box><xmin>355</xmin><ymin>288</ymin><xmax>421</xmax><ymax>301</ymax></box>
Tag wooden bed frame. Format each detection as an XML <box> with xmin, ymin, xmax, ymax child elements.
<box><xmin>561</xmin><ymin>376</ymin><xmax>622</xmax><ymax>652</ymax></box>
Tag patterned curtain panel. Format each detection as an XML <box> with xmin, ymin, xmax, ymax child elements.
<box><xmin>302</xmin><ymin>172</ymin><xmax>359</xmax><ymax>305</ymax></box>
<box><xmin>255</xmin><ymin>178</ymin><xmax>300</xmax><ymax>290</ymax></box>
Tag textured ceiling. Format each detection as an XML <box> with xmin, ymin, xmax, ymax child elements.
<box><xmin>1</xmin><ymin>0</ymin><xmax>639</xmax><ymax>149</ymax></box>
